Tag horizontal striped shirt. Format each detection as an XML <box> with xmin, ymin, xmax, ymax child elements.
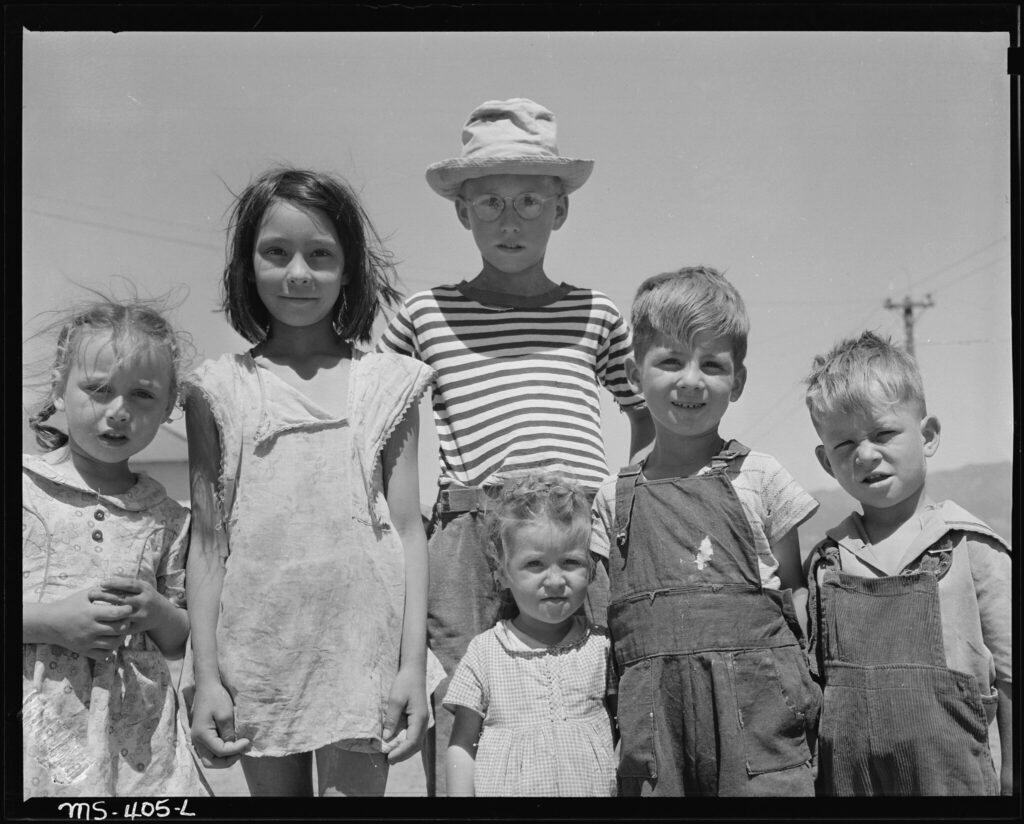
<box><xmin>378</xmin><ymin>282</ymin><xmax>644</xmax><ymax>490</ymax></box>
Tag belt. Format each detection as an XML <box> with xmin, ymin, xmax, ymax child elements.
<box><xmin>436</xmin><ymin>482</ymin><xmax>597</xmax><ymax>514</ymax></box>
<box><xmin>436</xmin><ymin>485</ymin><xmax>502</xmax><ymax>514</ymax></box>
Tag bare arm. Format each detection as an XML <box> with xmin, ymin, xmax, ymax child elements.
<box><xmin>445</xmin><ymin>706</ymin><xmax>483</xmax><ymax>796</ymax></box>
<box><xmin>185</xmin><ymin>390</ymin><xmax>249</xmax><ymax>766</ymax></box>
<box><xmin>380</xmin><ymin>402</ymin><xmax>429</xmax><ymax>763</ymax></box>
<box><xmin>623</xmin><ymin>405</ymin><xmax>655</xmax><ymax>464</ymax></box>
<box><xmin>772</xmin><ymin>527</ymin><xmax>809</xmax><ymax>638</ymax></box>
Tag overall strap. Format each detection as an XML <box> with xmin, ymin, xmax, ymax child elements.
<box><xmin>805</xmin><ymin>538</ymin><xmax>840</xmax><ymax>680</ymax></box>
<box><xmin>709</xmin><ymin>438</ymin><xmax>751</xmax><ymax>471</ymax></box>
<box><xmin>614</xmin><ymin>465</ymin><xmax>643</xmax><ymax>549</ymax></box>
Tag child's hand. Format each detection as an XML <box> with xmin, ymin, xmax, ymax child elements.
<box><xmin>95</xmin><ymin>576</ymin><xmax>171</xmax><ymax>635</ymax></box>
<box><xmin>190</xmin><ymin>681</ymin><xmax>251</xmax><ymax>768</ymax></box>
<box><xmin>382</xmin><ymin>665</ymin><xmax>428</xmax><ymax>764</ymax></box>
<box><xmin>47</xmin><ymin>588</ymin><xmax>132</xmax><ymax>660</ymax></box>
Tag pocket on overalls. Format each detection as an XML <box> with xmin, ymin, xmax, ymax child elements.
<box><xmin>730</xmin><ymin>646</ymin><xmax>816</xmax><ymax>776</ymax></box>
<box><xmin>932</xmin><ymin>668</ymin><xmax>992</xmax><ymax>745</ymax></box>
<box><xmin>616</xmin><ymin>659</ymin><xmax>657</xmax><ymax>779</ymax></box>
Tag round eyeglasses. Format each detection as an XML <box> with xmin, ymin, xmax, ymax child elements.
<box><xmin>464</xmin><ymin>193</ymin><xmax>558</xmax><ymax>222</ymax></box>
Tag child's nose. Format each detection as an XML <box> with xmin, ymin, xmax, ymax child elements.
<box><xmin>497</xmin><ymin>205</ymin><xmax>521</xmax><ymax>230</ymax></box>
<box><xmin>853</xmin><ymin>442</ymin><xmax>879</xmax><ymax>464</ymax></box>
<box><xmin>544</xmin><ymin>568</ymin><xmax>566</xmax><ymax>587</ymax></box>
<box><xmin>285</xmin><ymin>255</ymin><xmax>313</xmax><ymax>285</ymax></box>
<box><xmin>677</xmin><ymin>363</ymin><xmax>704</xmax><ymax>388</ymax></box>
<box><xmin>106</xmin><ymin>397</ymin><xmax>130</xmax><ymax>423</ymax></box>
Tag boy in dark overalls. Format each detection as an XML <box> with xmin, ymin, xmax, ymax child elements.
<box><xmin>590</xmin><ymin>266</ymin><xmax>822</xmax><ymax>796</ymax></box>
<box><xmin>804</xmin><ymin>331</ymin><xmax>1011</xmax><ymax>795</ymax></box>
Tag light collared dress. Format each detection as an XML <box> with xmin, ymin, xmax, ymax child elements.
<box><xmin>22</xmin><ymin>450</ymin><xmax>208</xmax><ymax>798</ymax></box>
<box><xmin>444</xmin><ymin>616</ymin><xmax>617</xmax><ymax>796</ymax></box>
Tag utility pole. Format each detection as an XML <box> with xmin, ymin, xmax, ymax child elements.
<box><xmin>884</xmin><ymin>294</ymin><xmax>934</xmax><ymax>358</ymax></box>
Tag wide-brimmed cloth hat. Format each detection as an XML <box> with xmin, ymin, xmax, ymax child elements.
<box><xmin>425</xmin><ymin>98</ymin><xmax>595</xmax><ymax>200</ymax></box>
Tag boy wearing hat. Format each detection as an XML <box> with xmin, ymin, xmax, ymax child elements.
<box><xmin>379</xmin><ymin>98</ymin><xmax>653</xmax><ymax>795</ymax></box>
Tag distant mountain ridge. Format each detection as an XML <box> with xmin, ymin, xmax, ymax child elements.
<box><xmin>803</xmin><ymin>461</ymin><xmax>1014</xmax><ymax>549</ymax></box>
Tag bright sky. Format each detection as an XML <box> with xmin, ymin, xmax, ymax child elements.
<box><xmin>21</xmin><ymin>30</ymin><xmax>1013</xmax><ymax>505</ymax></box>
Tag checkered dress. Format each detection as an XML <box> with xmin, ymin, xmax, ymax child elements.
<box><xmin>443</xmin><ymin>617</ymin><xmax>617</xmax><ymax>796</ymax></box>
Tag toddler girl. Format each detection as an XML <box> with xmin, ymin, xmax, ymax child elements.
<box><xmin>184</xmin><ymin>167</ymin><xmax>443</xmax><ymax>796</ymax></box>
<box><xmin>22</xmin><ymin>297</ymin><xmax>208</xmax><ymax>798</ymax></box>
<box><xmin>444</xmin><ymin>473</ymin><xmax>617</xmax><ymax>796</ymax></box>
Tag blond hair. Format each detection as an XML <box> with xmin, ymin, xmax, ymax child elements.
<box><xmin>805</xmin><ymin>330</ymin><xmax>926</xmax><ymax>429</ymax></box>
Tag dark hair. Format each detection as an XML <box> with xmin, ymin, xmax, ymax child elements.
<box><xmin>222</xmin><ymin>167</ymin><xmax>402</xmax><ymax>344</ymax></box>
<box><xmin>27</xmin><ymin>296</ymin><xmax>192</xmax><ymax>452</ymax></box>
<box><xmin>631</xmin><ymin>266</ymin><xmax>749</xmax><ymax>366</ymax></box>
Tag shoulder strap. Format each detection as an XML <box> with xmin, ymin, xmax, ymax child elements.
<box><xmin>614</xmin><ymin>464</ymin><xmax>642</xmax><ymax>548</ymax></box>
<box><xmin>710</xmin><ymin>438</ymin><xmax>751</xmax><ymax>470</ymax></box>
<box><xmin>804</xmin><ymin>537</ymin><xmax>841</xmax><ymax>681</ymax></box>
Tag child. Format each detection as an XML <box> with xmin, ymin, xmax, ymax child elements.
<box><xmin>22</xmin><ymin>298</ymin><xmax>208</xmax><ymax>797</ymax></box>
<box><xmin>184</xmin><ymin>167</ymin><xmax>443</xmax><ymax>797</ymax></box>
<box><xmin>444</xmin><ymin>473</ymin><xmax>617</xmax><ymax>797</ymax></box>
<box><xmin>590</xmin><ymin>266</ymin><xmax>822</xmax><ymax>797</ymax></box>
<box><xmin>378</xmin><ymin>97</ymin><xmax>653</xmax><ymax>794</ymax></box>
<box><xmin>804</xmin><ymin>330</ymin><xmax>1012</xmax><ymax>796</ymax></box>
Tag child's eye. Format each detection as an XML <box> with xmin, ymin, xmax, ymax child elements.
<box><xmin>520</xmin><ymin>194</ymin><xmax>543</xmax><ymax>208</ymax></box>
<box><xmin>87</xmin><ymin>384</ymin><xmax>110</xmax><ymax>396</ymax></box>
<box><xmin>262</xmin><ymin>246</ymin><xmax>286</xmax><ymax>257</ymax></box>
<box><xmin>133</xmin><ymin>389</ymin><xmax>156</xmax><ymax>400</ymax></box>
<box><xmin>310</xmin><ymin>248</ymin><xmax>334</xmax><ymax>258</ymax></box>
<box><xmin>875</xmin><ymin>430</ymin><xmax>896</xmax><ymax>443</ymax></box>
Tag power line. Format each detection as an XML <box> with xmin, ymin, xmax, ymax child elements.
<box><xmin>908</xmin><ymin>235</ymin><xmax>1008</xmax><ymax>291</ymax></box>
<box><xmin>24</xmin><ymin>208</ymin><xmax>222</xmax><ymax>252</ymax></box>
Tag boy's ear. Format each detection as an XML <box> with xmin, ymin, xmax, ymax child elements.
<box><xmin>730</xmin><ymin>365</ymin><xmax>747</xmax><ymax>402</ymax></box>
<box><xmin>455</xmin><ymin>197</ymin><xmax>472</xmax><ymax>230</ymax></box>
<box><xmin>552</xmin><ymin>194</ymin><xmax>569</xmax><ymax>231</ymax></box>
<box><xmin>920</xmin><ymin>415</ymin><xmax>941</xmax><ymax>457</ymax></box>
<box><xmin>624</xmin><ymin>356</ymin><xmax>640</xmax><ymax>388</ymax></box>
<box><xmin>814</xmin><ymin>444</ymin><xmax>835</xmax><ymax>479</ymax></box>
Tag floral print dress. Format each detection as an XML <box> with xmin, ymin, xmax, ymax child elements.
<box><xmin>22</xmin><ymin>449</ymin><xmax>208</xmax><ymax>798</ymax></box>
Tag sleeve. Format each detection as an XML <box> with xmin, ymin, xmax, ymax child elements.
<box><xmin>967</xmin><ymin>535</ymin><xmax>1012</xmax><ymax>690</ymax></box>
<box><xmin>376</xmin><ymin>300</ymin><xmax>420</xmax><ymax>359</ymax></box>
<box><xmin>442</xmin><ymin>635</ymin><xmax>489</xmax><ymax>718</ymax></box>
<box><xmin>592</xmin><ymin>294</ymin><xmax>645</xmax><ymax>410</ymax></box>
<box><xmin>155</xmin><ymin>507</ymin><xmax>191</xmax><ymax>608</ymax></box>
<box><xmin>589</xmin><ymin>482</ymin><xmax>617</xmax><ymax>562</ymax></box>
<box><xmin>759</xmin><ymin>456</ymin><xmax>819</xmax><ymax>543</ymax></box>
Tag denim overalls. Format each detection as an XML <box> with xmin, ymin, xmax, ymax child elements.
<box><xmin>609</xmin><ymin>441</ymin><xmax>820</xmax><ymax>796</ymax></box>
<box><xmin>808</xmin><ymin>540</ymin><xmax>1000</xmax><ymax>795</ymax></box>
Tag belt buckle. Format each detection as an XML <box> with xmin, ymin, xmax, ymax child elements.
<box><xmin>438</xmin><ymin>488</ymin><xmax>454</xmax><ymax>512</ymax></box>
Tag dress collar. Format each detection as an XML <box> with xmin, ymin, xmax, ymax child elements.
<box><xmin>492</xmin><ymin>615</ymin><xmax>592</xmax><ymax>655</ymax></box>
<box><xmin>22</xmin><ymin>447</ymin><xmax>169</xmax><ymax>511</ymax></box>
